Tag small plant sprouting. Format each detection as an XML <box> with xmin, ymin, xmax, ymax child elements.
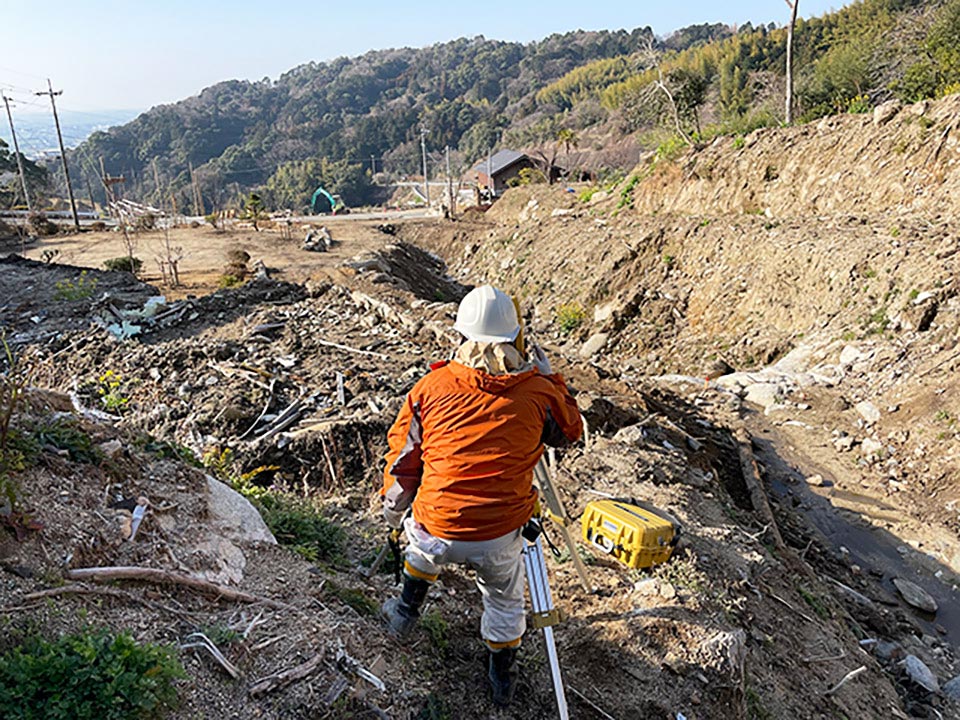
<box><xmin>421</xmin><ymin>610</ymin><xmax>449</xmax><ymax>652</ymax></box>
<box><xmin>54</xmin><ymin>271</ymin><xmax>99</xmax><ymax>301</ymax></box>
<box><xmin>97</xmin><ymin>370</ymin><xmax>130</xmax><ymax>413</ymax></box>
<box><xmin>556</xmin><ymin>302</ymin><xmax>587</xmax><ymax>334</ymax></box>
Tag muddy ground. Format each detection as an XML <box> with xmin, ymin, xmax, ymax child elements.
<box><xmin>2</xmin><ymin>97</ymin><xmax>960</xmax><ymax>719</ymax></box>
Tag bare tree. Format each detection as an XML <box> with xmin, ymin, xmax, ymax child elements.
<box><xmin>638</xmin><ymin>40</ymin><xmax>694</xmax><ymax>145</ymax></box>
<box><xmin>785</xmin><ymin>0</ymin><xmax>799</xmax><ymax>123</ymax></box>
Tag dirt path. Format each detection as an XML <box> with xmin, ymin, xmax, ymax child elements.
<box><xmin>20</xmin><ymin>219</ymin><xmax>399</xmax><ymax>298</ymax></box>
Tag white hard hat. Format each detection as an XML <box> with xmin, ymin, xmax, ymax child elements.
<box><xmin>454</xmin><ymin>285</ymin><xmax>520</xmax><ymax>343</ymax></box>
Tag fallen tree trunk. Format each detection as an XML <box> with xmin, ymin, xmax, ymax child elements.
<box><xmin>65</xmin><ymin>566</ymin><xmax>291</xmax><ymax>609</ymax></box>
<box><xmin>734</xmin><ymin>429</ymin><xmax>786</xmax><ymax>551</ymax></box>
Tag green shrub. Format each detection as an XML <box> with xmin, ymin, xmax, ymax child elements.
<box><xmin>556</xmin><ymin>302</ymin><xmax>586</xmax><ymax>334</ymax></box>
<box><xmin>327</xmin><ymin>583</ymin><xmax>378</xmax><ymax>616</ymax></box>
<box><xmin>421</xmin><ymin>610</ymin><xmax>449</xmax><ymax>652</ymax></box>
<box><xmin>256</xmin><ymin>491</ymin><xmax>345</xmax><ymax>561</ymax></box>
<box><xmin>97</xmin><ymin>370</ymin><xmax>130</xmax><ymax>413</ymax></box>
<box><xmin>33</xmin><ymin>418</ymin><xmax>99</xmax><ymax>464</ymax></box>
<box><xmin>103</xmin><ymin>256</ymin><xmax>143</xmax><ymax>274</ymax></box>
<box><xmin>578</xmin><ymin>187</ymin><xmax>598</xmax><ymax>203</ymax></box>
<box><xmin>846</xmin><ymin>94</ymin><xmax>872</xmax><ymax>114</ymax></box>
<box><xmin>54</xmin><ymin>271</ymin><xmax>99</xmax><ymax>301</ymax></box>
<box><xmin>218</xmin><ymin>274</ymin><xmax>241</xmax><ymax>289</ymax></box>
<box><xmin>0</xmin><ymin>628</ymin><xmax>184</xmax><ymax>719</ymax></box>
<box><xmin>655</xmin><ymin>135</ymin><xmax>689</xmax><ymax>162</ymax></box>
<box><xmin>617</xmin><ymin>173</ymin><xmax>642</xmax><ymax>210</ymax></box>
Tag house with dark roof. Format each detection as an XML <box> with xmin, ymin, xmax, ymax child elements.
<box><xmin>472</xmin><ymin>149</ymin><xmax>537</xmax><ymax>197</ymax></box>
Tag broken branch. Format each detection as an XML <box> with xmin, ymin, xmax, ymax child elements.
<box><xmin>734</xmin><ymin>429</ymin><xmax>786</xmax><ymax>551</ymax></box>
<box><xmin>824</xmin><ymin>665</ymin><xmax>867</xmax><ymax>695</ymax></box>
<box><xmin>570</xmin><ymin>686</ymin><xmax>618</xmax><ymax>720</ymax></box>
<box><xmin>64</xmin><ymin>566</ymin><xmax>293</xmax><ymax>609</ymax></box>
<box><xmin>248</xmin><ymin>652</ymin><xmax>325</xmax><ymax>697</ymax></box>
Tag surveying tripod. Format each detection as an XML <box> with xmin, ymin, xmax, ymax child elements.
<box><xmin>523</xmin><ymin>449</ymin><xmax>593</xmax><ymax>720</ymax></box>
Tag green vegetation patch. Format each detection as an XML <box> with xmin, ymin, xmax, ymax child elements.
<box><xmin>326</xmin><ymin>582</ymin><xmax>378</xmax><ymax>616</ymax></box>
<box><xmin>556</xmin><ymin>302</ymin><xmax>587</xmax><ymax>334</ymax></box>
<box><xmin>54</xmin><ymin>271</ymin><xmax>99</xmax><ymax>302</ymax></box>
<box><xmin>257</xmin><ymin>491</ymin><xmax>346</xmax><ymax>562</ymax></box>
<box><xmin>103</xmin><ymin>256</ymin><xmax>143</xmax><ymax>274</ymax></box>
<box><xmin>34</xmin><ymin>418</ymin><xmax>99</xmax><ymax>464</ymax></box>
<box><xmin>0</xmin><ymin>628</ymin><xmax>184</xmax><ymax>720</ymax></box>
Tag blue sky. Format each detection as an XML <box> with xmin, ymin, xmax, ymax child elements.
<box><xmin>2</xmin><ymin>0</ymin><xmax>848</xmax><ymax>115</ymax></box>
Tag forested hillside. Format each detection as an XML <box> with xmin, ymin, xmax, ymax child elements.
<box><xmin>0</xmin><ymin>139</ymin><xmax>47</xmax><ymax>210</ymax></box>
<box><xmin>70</xmin><ymin>0</ymin><xmax>960</xmax><ymax>214</ymax></box>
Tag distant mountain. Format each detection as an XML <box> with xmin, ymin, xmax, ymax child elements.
<box><xmin>1</xmin><ymin>110</ymin><xmax>141</xmax><ymax>160</ymax></box>
<box><xmin>68</xmin><ymin>0</ymin><xmax>960</xmax><ymax>214</ymax></box>
<box><xmin>70</xmin><ymin>27</ymin><xmax>672</xmax><ymax>211</ymax></box>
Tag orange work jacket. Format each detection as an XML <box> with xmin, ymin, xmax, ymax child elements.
<box><xmin>381</xmin><ymin>361</ymin><xmax>582</xmax><ymax>541</ymax></box>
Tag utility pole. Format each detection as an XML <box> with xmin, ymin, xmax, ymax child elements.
<box><xmin>36</xmin><ymin>79</ymin><xmax>80</xmax><ymax>232</ymax></box>
<box><xmin>445</xmin><ymin>145</ymin><xmax>455</xmax><ymax>217</ymax></box>
<box><xmin>2</xmin><ymin>93</ymin><xmax>33</xmax><ymax>213</ymax></box>
<box><xmin>188</xmin><ymin>160</ymin><xmax>202</xmax><ymax>216</ymax></box>
<box><xmin>370</xmin><ymin>154</ymin><xmax>376</xmax><ymax>177</ymax></box>
<box><xmin>420</xmin><ymin>128</ymin><xmax>430</xmax><ymax>206</ymax></box>
<box><xmin>785</xmin><ymin>0</ymin><xmax>799</xmax><ymax>124</ymax></box>
<box><xmin>151</xmin><ymin>158</ymin><xmax>163</xmax><ymax>208</ymax></box>
<box><xmin>487</xmin><ymin>147</ymin><xmax>493</xmax><ymax>199</ymax></box>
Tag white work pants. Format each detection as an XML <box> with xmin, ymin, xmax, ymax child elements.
<box><xmin>403</xmin><ymin>520</ymin><xmax>526</xmax><ymax>647</ymax></box>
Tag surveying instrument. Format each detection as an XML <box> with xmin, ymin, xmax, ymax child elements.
<box><xmin>523</xmin><ymin>448</ymin><xmax>593</xmax><ymax>720</ymax></box>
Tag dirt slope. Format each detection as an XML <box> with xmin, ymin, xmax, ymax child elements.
<box><xmin>632</xmin><ymin>95</ymin><xmax>960</xmax><ymax>219</ymax></box>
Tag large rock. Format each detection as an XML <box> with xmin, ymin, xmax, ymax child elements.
<box><xmin>860</xmin><ymin>437</ymin><xmax>884</xmax><ymax>457</ymax></box>
<box><xmin>893</xmin><ymin>578</ymin><xmax>938</xmax><ymax>613</ymax></box>
<box><xmin>855</xmin><ymin>401</ymin><xmax>881</xmax><ymax>425</ymax></box>
<box><xmin>839</xmin><ymin>345</ymin><xmax>867</xmax><ymax>367</ymax></box>
<box><xmin>743</xmin><ymin>383</ymin><xmax>783</xmax><ymax>409</ymax></box>
<box><xmin>579</xmin><ymin>332</ymin><xmax>610</xmax><ymax>359</ymax></box>
<box><xmin>873</xmin><ymin>99</ymin><xmax>901</xmax><ymax>126</ymax></box>
<box><xmin>904</xmin><ymin>655</ymin><xmax>939</xmax><ymax>693</ymax></box>
<box><xmin>205</xmin><ymin>475</ymin><xmax>277</xmax><ymax>545</ymax></box>
<box><xmin>944</xmin><ymin>675</ymin><xmax>960</xmax><ymax>702</ymax></box>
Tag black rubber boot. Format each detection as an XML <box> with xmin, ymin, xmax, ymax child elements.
<box><xmin>381</xmin><ymin>574</ymin><xmax>431</xmax><ymax>638</ymax></box>
<box><xmin>487</xmin><ymin>647</ymin><xmax>519</xmax><ymax>707</ymax></box>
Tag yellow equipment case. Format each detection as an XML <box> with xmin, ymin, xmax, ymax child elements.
<box><xmin>581</xmin><ymin>499</ymin><xmax>680</xmax><ymax>569</ymax></box>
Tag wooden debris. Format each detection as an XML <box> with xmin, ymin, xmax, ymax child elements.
<box><xmin>824</xmin><ymin>665</ymin><xmax>867</xmax><ymax>695</ymax></box>
<box><xmin>181</xmin><ymin>632</ymin><xmax>242</xmax><ymax>679</ymax></box>
<box><xmin>322</xmin><ymin>675</ymin><xmax>351</xmax><ymax>707</ymax></box>
<box><xmin>237</xmin><ymin>378</ymin><xmax>277</xmax><ymax>440</ymax></box>
<box><xmin>314</xmin><ymin>338</ymin><xmax>389</xmax><ymax>359</ymax></box>
<box><xmin>256</xmin><ymin>393</ymin><xmax>306</xmax><ymax>441</ymax></box>
<box><xmin>65</xmin><ymin>566</ymin><xmax>292</xmax><ymax>609</ymax></box>
<box><xmin>734</xmin><ymin>429</ymin><xmax>786</xmax><ymax>551</ymax></box>
<box><xmin>570</xmin><ymin>686</ymin><xmax>618</xmax><ymax>720</ymax></box>
<box><xmin>20</xmin><ymin>582</ymin><xmax>195</xmax><ymax>617</ymax></box>
<box><xmin>248</xmin><ymin>652</ymin><xmax>325</xmax><ymax>697</ymax></box>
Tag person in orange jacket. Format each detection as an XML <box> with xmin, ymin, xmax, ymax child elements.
<box><xmin>380</xmin><ymin>284</ymin><xmax>582</xmax><ymax>706</ymax></box>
